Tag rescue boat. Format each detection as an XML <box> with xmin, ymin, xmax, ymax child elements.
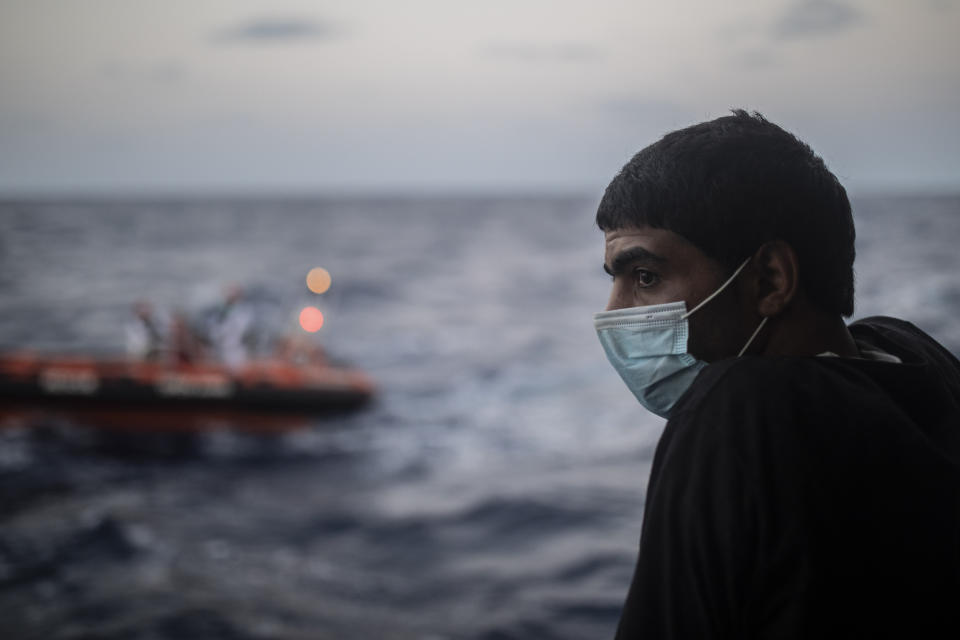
<box><xmin>0</xmin><ymin>352</ymin><xmax>375</xmax><ymax>432</ymax></box>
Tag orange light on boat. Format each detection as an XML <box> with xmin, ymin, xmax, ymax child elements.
<box><xmin>299</xmin><ymin>306</ymin><xmax>325</xmax><ymax>332</ymax></box>
<box><xmin>306</xmin><ymin>267</ymin><xmax>331</xmax><ymax>294</ymax></box>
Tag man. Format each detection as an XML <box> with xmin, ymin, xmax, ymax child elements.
<box><xmin>205</xmin><ymin>284</ymin><xmax>255</xmax><ymax>369</ymax></box>
<box><xmin>125</xmin><ymin>300</ymin><xmax>166</xmax><ymax>360</ymax></box>
<box><xmin>593</xmin><ymin>111</ymin><xmax>960</xmax><ymax>638</ymax></box>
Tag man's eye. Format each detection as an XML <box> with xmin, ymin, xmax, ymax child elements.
<box><xmin>633</xmin><ymin>268</ymin><xmax>659</xmax><ymax>288</ymax></box>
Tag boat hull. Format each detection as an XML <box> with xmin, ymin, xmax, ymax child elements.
<box><xmin>0</xmin><ymin>353</ymin><xmax>375</xmax><ymax>432</ymax></box>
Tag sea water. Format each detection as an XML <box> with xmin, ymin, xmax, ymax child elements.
<box><xmin>0</xmin><ymin>194</ymin><xmax>958</xmax><ymax>639</ymax></box>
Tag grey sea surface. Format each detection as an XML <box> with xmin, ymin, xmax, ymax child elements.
<box><xmin>0</xmin><ymin>194</ymin><xmax>958</xmax><ymax>639</ymax></box>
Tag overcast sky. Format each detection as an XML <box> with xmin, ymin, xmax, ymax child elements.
<box><xmin>1</xmin><ymin>0</ymin><xmax>957</xmax><ymax>195</ymax></box>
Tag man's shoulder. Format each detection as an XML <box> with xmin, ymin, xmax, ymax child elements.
<box><xmin>680</xmin><ymin>355</ymin><xmax>833</xmax><ymax>411</ymax></box>
<box><xmin>851</xmin><ymin>315</ymin><xmax>960</xmax><ymax>365</ymax></box>
<box><xmin>670</xmin><ymin>348</ymin><xmax>878</xmax><ymax>436</ymax></box>
<box><xmin>850</xmin><ymin>315</ymin><xmax>936</xmax><ymax>348</ymax></box>
<box><xmin>663</xmin><ymin>356</ymin><xmax>838</xmax><ymax>452</ymax></box>
<box><xmin>670</xmin><ymin>314</ymin><xmax>960</xmax><ymax>435</ymax></box>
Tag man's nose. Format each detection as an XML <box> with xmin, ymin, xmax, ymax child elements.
<box><xmin>605</xmin><ymin>284</ymin><xmax>630</xmax><ymax>311</ymax></box>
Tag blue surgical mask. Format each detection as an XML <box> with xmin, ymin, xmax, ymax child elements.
<box><xmin>593</xmin><ymin>257</ymin><xmax>767</xmax><ymax>419</ymax></box>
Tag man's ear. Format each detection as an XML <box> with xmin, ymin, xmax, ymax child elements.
<box><xmin>752</xmin><ymin>240</ymin><xmax>799</xmax><ymax>317</ymax></box>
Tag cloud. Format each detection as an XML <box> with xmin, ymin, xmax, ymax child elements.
<box><xmin>925</xmin><ymin>0</ymin><xmax>957</xmax><ymax>11</ymax></box>
<box><xmin>774</xmin><ymin>0</ymin><xmax>863</xmax><ymax>38</ymax></box>
<box><xmin>214</xmin><ymin>17</ymin><xmax>340</xmax><ymax>44</ymax></box>
<box><xmin>597</xmin><ymin>98</ymin><xmax>694</xmax><ymax>126</ymax></box>
<box><xmin>101</xmin><ymin>61</ymin><xmax>186</xmax><ymax>83</ymax></box>
<box><xmin>734</xmin><ymin>48</ymin><xmax>780</xmax><ymax>70</ymax></box>
<box><xmin>481</xmin><ymin>42</ymin><xmax>600</xmax><ymax>63</ymax></box>
<box><xmin>716</xmin><ymin>19</ymin><xmax>761</xmax><ymax>44</ymax></box>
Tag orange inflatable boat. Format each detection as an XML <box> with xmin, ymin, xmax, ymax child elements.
<box><xmin>0</xmin><ymin>352</ymin><xmax>375</xmax><ymax>432</ymax></box>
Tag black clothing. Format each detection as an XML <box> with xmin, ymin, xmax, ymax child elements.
<box><xmin>615</xmin><ymin>317</ymin><xmax>960</xmax><ymax>639</ymax></box>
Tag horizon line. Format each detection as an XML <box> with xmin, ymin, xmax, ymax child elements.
<box><xmin>0</xmin><ymin>184</ymin><xmax>958</xmax><ymax>204</ymax></box>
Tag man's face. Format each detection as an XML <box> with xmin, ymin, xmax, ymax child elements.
<box><xmin>603</xmin><ymin>225</ymin><xmax>755</xmax><ymax>362</ymax></box>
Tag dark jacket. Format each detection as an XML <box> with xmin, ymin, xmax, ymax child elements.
<box><xmin>615</xmin><ymin>317</ymin><xmax>960</xmax><ymax>639</ymax></box>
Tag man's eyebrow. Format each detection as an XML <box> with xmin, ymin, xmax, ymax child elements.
<box><xmin>604</xmin><ymin>246</ymin><xmax>667</xmax><ymax>277</ymax></box>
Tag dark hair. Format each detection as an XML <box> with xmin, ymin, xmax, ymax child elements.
<box><xmin>596</xmin><ymin>109</ymin><xmax>855</xmax><ymax>316</ymax></box>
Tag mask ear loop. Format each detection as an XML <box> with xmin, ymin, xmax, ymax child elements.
<box><xmin>681</xmin><ymin>256</ymin><xmax>753</xmax><ymax>319</ymax></box>
<box><xmin>737</xmin><ymin>316</ymin><xmax>768</xmax><ymax>357</ymax></box>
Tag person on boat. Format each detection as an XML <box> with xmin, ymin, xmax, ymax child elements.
<box><xmin>205</xmin><ymin>284</ymin><xmax>254</xmax><ymax>369</ymax></box>
<box><xmin>170</xmin><ymin>310</ymin><xmax>203</xmax><ymax>365</ymax></box>
<box><xmin>125</xmin><ymin>301</ymin><xmax>166</xmax><ymax>361</ymax></box>
<box><xmin>593</xmin><ymin>110</ymin><xmax>960</xmax><ymax>639</ymax></box>
<box><xmin>274</xmin><ymin>332</ymin><xmax>327</xmax><ymax>366</ymax></box>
